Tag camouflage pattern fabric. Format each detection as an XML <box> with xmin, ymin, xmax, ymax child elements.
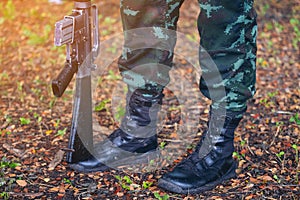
<box><xmin>118</xmin><ymin>0</ymin><xmax>257</xmax><ymax>112</ymax></box>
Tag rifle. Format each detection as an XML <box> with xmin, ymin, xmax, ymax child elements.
<box><xmin>52</xmin><ymin>0</ymin><xmax>99</xmax><ymax>163</ymax></box>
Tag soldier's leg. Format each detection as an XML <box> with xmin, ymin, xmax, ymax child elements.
<box><xmin>119</xmin><ymin>0</ymin><xmax>185</xmax><ymax>92</ymax></box>
<box><xmin>158</xmin><ymin>0</ymin><xmax>257</xmax><ymax>194</ymax></box>
<box><xmin>116</xmin><ymin>0</ymin><xmax>185</xmax><ymax>142</ymax></box>
<box><xmin>70</xmin><ymin>0</ymin><xmax>185</xmax><ymax>172</ymax></box>
<box><xmin>198</xmin><ymin>0</ymin><xmax>257</xmax><ymax>112</ymax></box>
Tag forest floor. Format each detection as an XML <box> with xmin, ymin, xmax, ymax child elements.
<box><xmin>0</xmin><ymin>0</ymin><xmax>299</xmax><ymax>199</ymax></box>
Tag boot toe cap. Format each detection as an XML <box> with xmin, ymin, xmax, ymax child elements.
<box><xmin>69</xmin><ymin>156</ymin><xmax>109</xmax><ymax>173</ymax></box>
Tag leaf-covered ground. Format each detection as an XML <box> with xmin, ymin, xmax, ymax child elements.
<box><xmin>0</xmin><ymin>0</ymin><xmax>299</xmax><ymax>199</ymax></box>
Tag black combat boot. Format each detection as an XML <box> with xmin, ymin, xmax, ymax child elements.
<box><xmin>158</xmin><ymin>108</ymin><xmax>245</xmax><ymax>194</ymax></box>
<box><xmin>69</xmin><ymin>87</ymin><xmax>164</xmax><ymax>172</ymax></box>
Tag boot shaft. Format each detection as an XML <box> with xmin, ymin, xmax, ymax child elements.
<box><xmin>197</xmin><ymin>107</ymin><xmax>245</xmax><ymax>159</ymax></box>
<box><xmin>120</xmin><ymin>86</ymin><xmax>164</xmax><ymax>138</ymax></box>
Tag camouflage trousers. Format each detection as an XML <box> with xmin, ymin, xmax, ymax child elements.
<box><xmin>118</xmin><ymin>0</ymin><xmax>257</xmax><ymax>112</ymax></box>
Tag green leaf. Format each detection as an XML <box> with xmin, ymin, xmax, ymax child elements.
<box><xmin>37</xmin><ymin>116</ymin><xmax>42</xmax><ymax>123</ymax></box>
<box><xmin>64</xmin><ymin>178</ymin><xmax>72</xmax><ymax>185</ymax></box>
<box><xmin>233</xmin><ymin>151</ymin><xmax>241</xmax><ymax>160</ymax></box>
<box><xmin>34</xmin><ymin>113</ymin><xmax>42</xmax><ymax>123</ymax></box>
<box><xmin>115</xmin><ymin>105</ymin><xmax>125</xmax><ymax>121</ymax></box>
<box><xmin>107</xmin><ymin>70</ymin><xmax>121</xmax><ymax>80</ymax></box>
<box><xmin>276</xmin><ymin>151</ymin><xmax>284</xmax><ymax>158</ymax></box>
<box><xmin>149</xmin><ymin>159</ymin><xmax>155</xmax><ymax>165</ymax></box>
<box><xmin>121</xmin><ymin>183</ymin><xmax>130</xmax><ymax>190</ymax></box>
<box><xmin>0</xmin><ymin>157</ymin><xmax>20</xmax><ymax>169</ymax></box>
<box><xmin>6</xmin><ymin>131</ymin><xmax>12</xmax><ymax>135</ymax></box>
<box><xmin>142</xmin><ymin>181</ymin><xmax>153</xmax><ymax>189</ymax></box>
<box><xmin>154</xmin><ymin>192</ymin><xmax>161</xmax><ymax>199</ymax></box>
<box><xmin>114</xmin><ymin>175</ymin><xmax>121</xmax><ymax>181</ymax></box>
<box><xmin>273</xmin><ymin>174</ymin><xmax>280</xmax><ymax>183</ymax></box>
<box><xmin>0</xmin><ymin>191</ymin><xmax>9</xmax><ymax>200</ymax></box>
<box><xmin>240</xmin><ymin>140</ymin><xmax>246</xmax><ymax>146</ymax></box>
<box><xmin>162</xmin><ymin>194</ymin><xmax>169</xmax><ymax>200</ymax></box>
<box><xmin>123</xmin><ymin>176</ymin><xmax>132</xmax><ymax>184</ymax></box>
<box><xmin>20</xmin><ymin>117</ymin><xmax>30</xmax><ymax>125</ymax></box>
<box><xmin>9</xmin><ymin>162</ymin><xmax>20</xmax><ymax>169</ymax></box>
<box><xmin>153</xmin><ymin>192</ymin><xmax>169</xmax><ymax>200</ymax></box>
<box><xmin>95</xmin><ymin>99</ymin><xmax>110</xmax><ymax>111</ymax></box>
<box><xmin>159</xmin><ymin>141</ymin><xmax>166</xmax><ymax>149</ymax></box>
<box><xmin>2</xmin><ymin>0</ymin><xmax>16</xmax><ymax>21</ymax></box>
<box><xmin>55</xmin><ymin>128</ymin><xmax>67</xmax><ymax>136</ymax></box>
<box><xmin>290</xmin><ymin>113</ymin><xmax>300</xmax><ymax>125</ymax></box>
<box><xmin>292</xmin><ymin>144</ymin><xmax>298</xmax><ymax>150</ymax></box>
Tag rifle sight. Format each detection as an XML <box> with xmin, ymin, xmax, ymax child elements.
<box><xmin>54</xmin><ymin>17</ymin><xmax>74</xmax><ymax>46</ymax></box>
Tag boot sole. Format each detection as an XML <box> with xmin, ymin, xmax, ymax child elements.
<box><xmin>105</xmin><ymin>149</ymin><xmax>161</xmax><ymax>172</ymax></box>
<box><xmin>68</xmin><ymin>163</ymin><xmax>110</xmax><ymax>173</ymax></box>
<box><xmin>157</xmin><ymin>161</ymin><xmax>237</xmax><ymax>194</ymax></box>
<box><xmin>68</xmin><ymin>150</ymin><xmax>160</xmax><ymax>173</ymax></box>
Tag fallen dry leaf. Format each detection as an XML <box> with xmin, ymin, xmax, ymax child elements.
<box><xmin>44</xmin><ymin>178</ymin><xmax>50</xmax><ymax>183</ymax></box>
<box><xmin>49</xmin><ymin>187</ymin><xmax>60</xmax><ymax>192</ymax></box>
<box><xmin>48</xmin><ymin>150</ymin><xmax>65</xmax><ymax>171</ymax></box>
<box><xmin>255</xmin><ymin>149</ymin><xmax>264</xmax><ymax>156</ymax></box>
<box><xmin>16</xmin><ymin>180</ymin><xmax>27</xmax><ymax>187</ymax></box>
<box><xmin>258</xmin><ymin>175</ymin><xmax>274</xmax><ymax>182</ymax></box>
<box><xmin>250</xmin><ymin>177</ymin><xmax>259</xmax><ymax>184</ymax></box>
<box><xmin>3</xmin><ymin>143</ymin><xmax>26</xmax><ymax>158</ymax></box>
